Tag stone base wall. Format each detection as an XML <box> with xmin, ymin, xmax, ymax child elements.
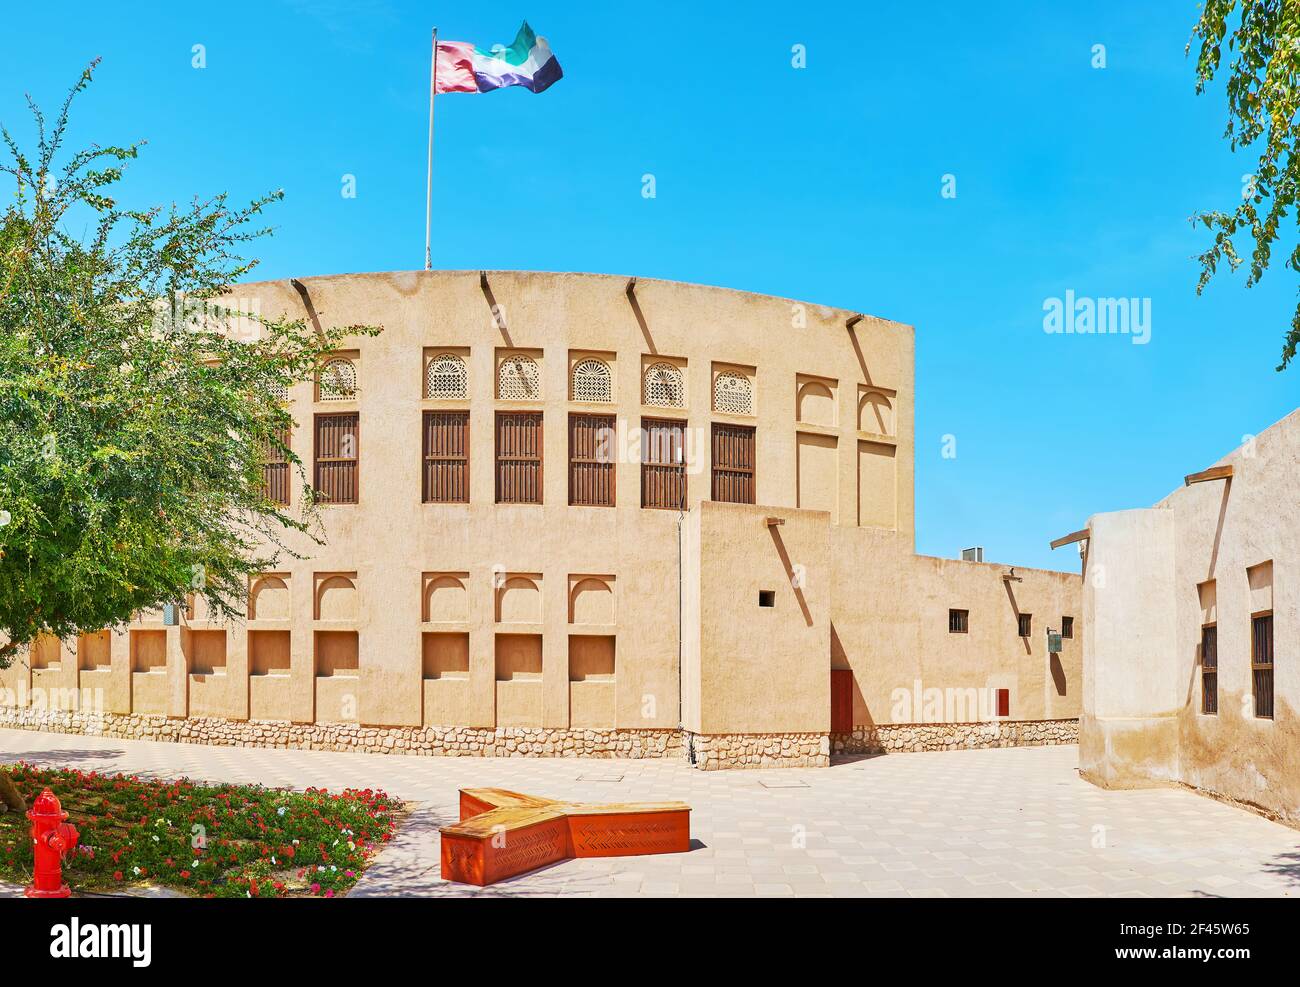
<box><xmin>0</xmin><ymin>706</ymin><xmax>1075</xmax><ymax>767</ymax></box>
<box><xmin>685</xmin><ymin>731</ymin><xmax>831</xmax><ymax>770</ymax></box>
<box><xmin>831</xmin><ymin>718</ymin><xmax>1078</xmax><ymax>756</ymax></box>
<box><xmin>0</xmin><ymin>706</ymin><xmax>682</xmax><ymax>760</ymax></box>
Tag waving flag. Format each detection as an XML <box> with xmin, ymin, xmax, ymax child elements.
<box><xmin>435</xmin><ymin>21</ymin><xmax>563</xmax><ymax>95</ymax></box>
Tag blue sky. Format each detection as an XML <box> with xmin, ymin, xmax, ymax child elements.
<box><xmin>1</xmin><ymin>1</ymin><xmax>1294</xmax><ymax>572</ymax></box>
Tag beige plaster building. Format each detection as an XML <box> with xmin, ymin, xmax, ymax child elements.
<box><xmin>0</xmin><ymin>271</ymin><xmax>1081</xmax><ymax>768</ymax></box>
<box><xmin>1080</xmin><ymin>409</ymin><xmax>1298</xmax><ymax>823</ymax></box>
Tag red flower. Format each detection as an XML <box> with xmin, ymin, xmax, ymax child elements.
<box><xmin>113</xmin><ymin>871</ymin><xmax>123</xmax><ymax>881</ymax></box>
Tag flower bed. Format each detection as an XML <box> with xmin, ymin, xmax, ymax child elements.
<box><xmin>0</xmin><ymin>764</ymin><xmax>400</xmax><ymax>897</ymax></box>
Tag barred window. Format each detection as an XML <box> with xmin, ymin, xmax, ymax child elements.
<box><xmin>1252</xmin><ymin>613</ymin><xmax>1274</xmax><ymax>719</ymax></box>
<box><xmin>1018</xmin><ymin>613</ymin><xmax>1032</xmax><ymax>638</ymax></box>
<box><xmin>643</xmin><ymin>362</ymin><xmax>685</xmax><ymax>408</ymax></box>
<box><xmin>569</xmin><ymin>413</ymin><xmax>615</xmax><ymax>507</ymax></box>
<box><xmin>711</xmin><ymin>423</ymin><xmax>755</xmax><ymax>505</ymax></box>
<box><xmin>498</xmin><ymin>355</ymin><xmax>540</xmax><ymax>401</ymax></box>
<box><xmin>713</xmin><ymin>370</ymin><xmax>753</xmax><ymax>415</ymax></box>
<box><xmin>496</xmin><ymin>412</ymin><xmax>543</xmax><ymax>504</ymax></box>
<box><xmin>642</xmin><ymin>418</ymin><xmax>687</xmax><ymax>510</ymax></box>
<box><xmin>426</xmin><ymin>353</ymin><xmax>468</xmax><ymax>399</ymax></box>
<box><xmin>422</xmin><ymin>411</ymin><xmax>469</xmax><ymax>503</ymax></box>
<box><xmin>261</xmin><ymin>425</ymin><xmax>291</xmax><ymax>506</ymax></box>
<box><xmin>317</xmin><ymin>358</ymin><xmax>357</xmax><ymax>401</ymax></box>
<box><xmin>1061</xmin><ymin>616</ymin><xmax>1074</xmax><ymax>639</ymax></box>
<box><xmin>314</xmin><ymin>413</ymin><xmax>359</xmax><ymax>504</ymax></box>
<box><xmin>571</xmin><ymin>359</ymin><xmax>613</xmax><ymax>403</ymax></box>
<box><xmin>949</xmin><ymin>609</ymin><xmax>969</xmax><ymax>634</ymax></box>
<box><xmin>1201</xmin><ymin>624</ymin><xmax>1218</xmax><ymax>715</ymax></box>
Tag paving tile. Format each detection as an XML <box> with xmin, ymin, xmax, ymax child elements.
<box><xmin>1</xmin><ymin>730</ymin><xmax>1296</xmax><ymax>899</ymax></box>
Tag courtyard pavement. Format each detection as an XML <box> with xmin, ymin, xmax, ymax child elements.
<box><xmin>0</xmin><ymin>728</ymin><xmax>1296</xmax><ymax>898</ymax></box>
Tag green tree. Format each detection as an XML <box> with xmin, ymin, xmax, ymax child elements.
<box><xmin>0</xmin><ymin>63</ymin><xmax>379</xmax><ymax>810</ymax></box>
<box><xmin>1191</xmin><ymin>0</ymin><xmax>1300</xmax><ymax>370</ymax></box>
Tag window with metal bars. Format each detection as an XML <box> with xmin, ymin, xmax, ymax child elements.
<box><xmin>496</xmin><ymin>412</ymin><xmax>543</xmax><ymax>504</ymax></box>
<box><xmin>314</xmin><ymin>413</ymin><xmax>359</xmax><ymax>504</ymax></box>
<box><xmin>1201</xmin><ymin>624</ymin><xmax>1218</xmax><ymax>715</ymax></box>
<box><xmin>1017</xmin><ymin>613</ymin><xmax>1032</xmax><ymax>638</ymax></box>
<box><xmin>949</xmin><ymin>609</ymin><xmax>969</xmax><ymax>634</ymax></box>
<box><xmin>641</xmin><ymin>418</ymin><xmax>687</xmax><ymax>510</ymax></box>
<box><xmin>1252</xmin><ymin>613</ymin><xmax>1274</xmax><ymax>719</ymax></box>
<box><xmin>261</xmin><ymin>425</ymin><xmax>291</xmax><ymax>506</ymax></box>
<box><xmin>1061</xmin><ymin>616</ymin><xmax>1074</xmax><ymax>639</ymax></box>
<box><xmin>568</xmin><ymin>414</ymin><xmax>615</xmax><ymax>507</ymax></box>
<box><xmin>422</xmin><ymin>411</ymin><xmax>469</xmax><ymax>503</ymax></box>
<box><xmin>711</xmin><ymin>423</ymin><xmax>755</xmax><ymax>504</ymax></box>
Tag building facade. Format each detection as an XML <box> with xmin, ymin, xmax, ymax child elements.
<box><xmin>0</xmin><ymin>271</ymin><xmax>1081</xmax><ymax>767</ymax></box>
<box><xmin>1081</xmin><ymin>409</ymin><xmax>1297</xmax><ymax>823</ymax></box>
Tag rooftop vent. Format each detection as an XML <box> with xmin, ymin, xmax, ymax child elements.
<box><xmin>961</xmin><ymin>546</ymin><xmax>984</xmax><ymax>563</ymax></box>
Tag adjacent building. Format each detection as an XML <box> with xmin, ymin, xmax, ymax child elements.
<box><xmin>0</xmin><ymin>271</ymin><xmax>1081</xmax><ymax>767</ymax></box>
<box><xmin>1080</xmin><ymin>408</ymin><xmax>1297</xmax><ymax>822</ymax></box>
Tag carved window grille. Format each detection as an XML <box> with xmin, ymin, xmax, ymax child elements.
<box><xmin>317</xmin><ymin>358</ymin><xmax>357</xmax><ymax>402</ymax></box>
<box><xmin>498</xmin><ymin>355</ymin><xmax>540</xmax><ymax>401</ymax></box>
<box><xmin>713</xmin><ymin>370</ymin><xmax>753</xmax><ymax>415</ymax></box>
<box><xmin>643</xmin><ymin>362</ymin><xmax>685</xmax><ymax>408</ymax></box>
<box><xmin>426</xmin><ymin>353</ymin><xmax>468</xmax><ymax>399</ymax></box>
<box><xmin>571</xmin><ymin>359</ymin><xmax>612</xmax><ymax>403</ymax></box>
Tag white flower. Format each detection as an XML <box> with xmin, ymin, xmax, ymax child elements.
<box><xmin>277</xmin><ymin>806</ymin><xmax>287</xmax><ymax>817</ymax></box>
<box><xmin>132</xmin><ymin>866</ymin><xmax>141</xmax><ymax>876</ymax></box>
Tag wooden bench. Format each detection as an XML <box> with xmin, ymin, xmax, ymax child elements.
<box><xmin>439</xmin><ymin>788</ymin><xmax>691</xmax><ymax>886</ymax></box>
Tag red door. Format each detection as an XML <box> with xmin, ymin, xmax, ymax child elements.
<box><xmin>830</xmin><ymin>669</ymin><xmax>853</xmax><ymax>733</ymax></box>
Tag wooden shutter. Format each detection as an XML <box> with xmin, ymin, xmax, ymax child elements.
<box><xmin>423</xmin><ymin>411</ymin><xmax>470</xmax><ymax>503</ymax></box>
<box><xmin>710</xmin><ymin>423</ymin><xmax>755</xmax><ymax>504</ymax></box>
<box><xmin>569</xmin><ymin>414</ymin><xmax>615</xmax><ymax>507</ymax></box>
<box><xmin>1201</xmin><ymin>624</ymin><xmax>1218</xmax><ymax>715</ymax></box>
<box><xmin>314</xmin><ymin>413</ymin><xmax>359</xmax><ymax>504</ymax></box>
<box><xmin>261</xmin><ymin>425</ymin><xmax>291</xmax><ymax>506</ymax></box>
<box><xmin>641</xmin><ymin>418</ymin><xmax>687</xmax><ymax>510</ymax></box>
<box><xmin>496</xmin><ymin>412</ymin><xmax>543</xmax><ymax>504</ymax></box>
<box><xmin>1252</xmin><ymin>614</ymin><xmax>1274</xmax><ymax>719</ymax></box>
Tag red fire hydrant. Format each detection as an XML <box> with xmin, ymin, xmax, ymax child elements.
<box><xmin>25</xmin><ymin>788</ymin><xmax>79</xmax><ymax>899</ymax></box>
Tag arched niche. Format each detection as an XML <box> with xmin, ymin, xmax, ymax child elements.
<box><xmin>315</xmin><ymin>574</ymin><xmax>358</xmax><ymax>621</ymax></box>
<box><xmin>423</xmin><ymin>573</ymin><xmax>468</xmax><ymax>622</ymax></box>
<box><xmin>496</xmin><ymin>575</ymin><xmax>541</xmax><ymax>623</ymax></box>
<box><xmin>569</xmin><ymin>576</ymin><xmax>615</xmax><ymax>625</ymax></box>
<box><xmin>250</xmin><ymin>575</ymin><xmax>290</xmax><ymax>621</ymax></box>
<box><xmin>797</xmin><ymin>380</ymin><xmax>836</xmax><ymax>427</ymax></box>
<box><xmin>858</xmin><ymin>389</ymin><xmax>895</xmax><ymax>436</ymax></box>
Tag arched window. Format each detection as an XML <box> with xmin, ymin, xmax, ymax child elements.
<box><xmin>713</xmin><ymin>371</ymin><xmax>753</xmax><ymax>415</ymax></box>
<box><xmin>317</xmin><ymin>358</ymin><xmax>357</xmax><ymax>401</ymax></box>
<box><xmin>426</xmin><ymin>353</ymin><xmax>468</xmax><ymax>399</ymax></box>
<box><xmin>643</xmin><ymin>362</ymin><xmax>685</xmax><ymax>408</ymax></box>
<box><xmin>571</xmin><ymin>359</ymin><xmax>612</xmax><ymax>403</ymax></box>
<box><xmin>498</xmin><ymin>355</ymin><xmax>540</xmax><ymax>400</ymax></box>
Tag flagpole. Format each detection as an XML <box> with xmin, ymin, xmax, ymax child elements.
<box><xmin>425</xmin><ymin>27</ymin><xmax>438</xmax><ymax>271</ymax></box>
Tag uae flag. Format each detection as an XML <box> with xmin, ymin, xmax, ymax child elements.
<box><xmin>435</xmin><ymin>21</ymin><xmax>563</xmax><ymax>94</ymax></box>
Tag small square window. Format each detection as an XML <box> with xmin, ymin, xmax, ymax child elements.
<box><xmin>1061</xmin><ymin>616</ymin><xmax>1074</xmax><ymax>639</ymax></box>
<box><xmin>948</xmin><ymin>609</ymin><xmax>969</xmax><ymax>634</ymax></box>
<box><xmin>758</xmin><ymin>590</ymin><xmax>775</xmax><ymax>608</ymax></box>
<box><xmin>1017</xmin><ymin>613</ymin><xmax>1032</xmax><ymax>638</ymax></box>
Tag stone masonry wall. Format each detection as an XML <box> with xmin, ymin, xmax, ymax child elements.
<box><xmin>685</xmin><ymin>732</ymin><xmax>831</xmax><ymax>770</ymax></box>
<box><xmin>831</xmin><ymin>718</ymin><xmax>1078</xmax><ymax>756</ymax></box>
<box><xmin>0</xmin><ymin>706</ymin><xmax>681</xmax><ymax>760</ymax></box>
<box><xmin>0</xmin><ymin>706</ymin><xmax>1077</xmax><ymax>767</ymax></box>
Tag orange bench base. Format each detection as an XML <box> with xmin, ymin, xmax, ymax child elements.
<box><xmin>439</xmin><ymin>788</ymin><xmax>691</xmax><ymax>886</ymax></box>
